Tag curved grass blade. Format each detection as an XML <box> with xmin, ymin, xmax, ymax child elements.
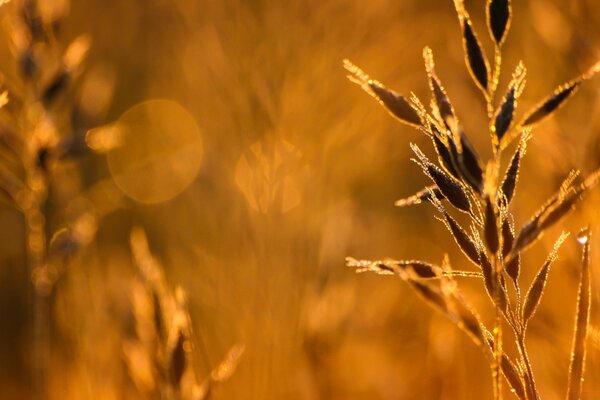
<box><xmin>343</xmin><ymin>59</ymin><xmax>421</xmax><ymax>127</ymax></box>
<box><xmin>395</xmin><ymin>185</ymin><xmax>445</xmax><ymax>207</ymax></box>
<box><xmin>566</xmin><ymin>228</ymin><xmax>592</xmax><ymax>400</ymax></box>
<box><xmin>454</xmin><ymin>0</ymin><xmax>490</xmax><ymax>92</ymax></box>
<box><xmin>487</xmin><ymin>0</ymin><xmax>511</xmax><ymax>46</ymax></box>
<box><xmin>522</xmin><ymin>232</ymin><xmax>569</xmax><ymax>326</ymax></box>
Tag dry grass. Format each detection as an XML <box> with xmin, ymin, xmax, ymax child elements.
<box><xmin>0</xmin><ymin>0</ymin><xmax>599</xmax><ymax>399</ymax></box>
<box><xmin>346</xmin><ymin>0</ymin><xmax>598</xmax><ymax>399</ymax></box>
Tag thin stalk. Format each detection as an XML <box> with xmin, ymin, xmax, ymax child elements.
<box><xmin>492</xmin><ymin>257</ymin><xmax>503</xmax><ymax>400</ymax></box>
<box><xmin>24</xmin><ymin>168</ymin><xmax>50</xmax><ymax>400</ymax></box>
<box><xmin>516</xmin><ymin>336</ymin><xmax>539</xmax><ymax>400</ymax></box>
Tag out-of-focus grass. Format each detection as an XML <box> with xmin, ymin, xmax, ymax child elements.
<box><xmin>0</xmin><ymin>0</ymin><xmax>599</xmax><ymax>399</ymax></box>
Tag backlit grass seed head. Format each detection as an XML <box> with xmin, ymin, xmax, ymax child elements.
<box><xmin>411</xmin><ymin>143</ymin><xmax>472</xmax><ymax>214</ymax></box>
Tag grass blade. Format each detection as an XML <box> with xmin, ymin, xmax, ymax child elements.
<box><xmin>566</xmin><ymin>228</ymin><xmax>592</xmax><ymax>400</ymax></box>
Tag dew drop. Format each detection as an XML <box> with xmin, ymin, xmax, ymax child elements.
<box><xmin>577</xmin><ymin>228</ymin><xmax>590</xmax><ymax>244</ymax></box>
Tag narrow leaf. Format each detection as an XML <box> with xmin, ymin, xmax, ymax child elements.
<box><xmin>522</xmin><ymin>232</ymin><xmax>569</xmax><ymax>325</ymax></box>
<box><xmin>566</xmin><ymin>228</ymin><xmax>591</xmax><ymax>400</ymax></box>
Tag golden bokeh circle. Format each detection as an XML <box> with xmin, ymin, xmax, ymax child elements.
<box><xmin>107</xmin><ymin>99</ymin><xmax>203</xmax><ymax>204</ymax></box>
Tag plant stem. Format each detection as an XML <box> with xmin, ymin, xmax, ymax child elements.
<box><xmin>24</xmin><ymin>166</ymin><xmax>50</xmax><ymax>400</ymax></box>
<box><xmin>516</xmin><ymin>336</ymin><xmax>540</xmax><ymax>400</ymax></box>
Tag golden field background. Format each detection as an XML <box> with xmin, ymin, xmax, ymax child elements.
<box><xmin>0</xmin><ymin>0</ymin><xmax>600</xmax><ymax>398</ymax></box>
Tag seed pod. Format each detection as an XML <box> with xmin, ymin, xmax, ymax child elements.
<box><xmin>513</xmin><ymin>171</ymin><xmax>580</xmax><ymax>253</ymax></box>
<box><xmin>151</xmin><ymin>290</ymin><xmax>165</xmax><ymax>341</ymax></box>
<box><xmin>431</xmin><ymin>131</ymin><xmax>461</xmax><ymax>179</ymax></box>
<box><xmin>429</xmin><ymin>193</ymin><xmax>481</xmax><ymax>267</ymax></box>
<box><xmin>409</xmin><ymin>280</ymin><xmax>449</xmax><ymax>314</ymax></box>
<box><xmin>169</xmin><ymin>330</ymin><xmax>187</xmax><ymax>387</ymax></box>
<box><xmin>484</xmin><ymin>196</ymin><xmax>499</xmax><ymax>254</ymax></box>
<box><xmin>503</xmin><ymin>356</ymin><xmax>526</xmax><ymax>399</ymax></box>
<box><xmin>522</xmin><ymin>81</ymin><xmax>579</xmax><ymax>127</ymax></box>
<box><xmin>397</xmin><ymin>260</ymin><xmax>440</xmax><ymax>279</ymax></box>
<box><xmin>500</xmin><ymin>133</ymin><xmax>528</xmax><ymax>204</ymax></box>
<box><xmin>458</xmin><ymin>134</ymin><xmax>484</xmax><ymax>193</ymax></box>
<box><xmin>501</xmin><ymin>214</ymin><xmax>515</xmax><ymax>257</ymax></box>
<box><xmin>479</xmin><ymin>249</ymin><xmax>495</xmax><ymax>300</ymax></box>
<box><xmin>454</xmin><ymin>1</ymin><xmax>490</xmax><ymax>93</ymax></box>
<box><xmin>412</xmin><ymin>144</ymin><xmax>471</xmax><ymax>213</ymax></box>
<box><xmin>445</xmin><ymin>219</ymin><xmax>480</xmax><ymax>266</ymax></box>
<box><xmin>505</xmin><ymin>252</ymin><xmax>520</xmax><ymax>286</ymax></box>
<box><xmin>423</xmin><ymin>47</ymin><xmax>456</xmax><ymax>128</ymax></box>
<box><xmin>538</xmin><ymin>188</ymin><xmax>583</xmax><ymax>231</ymax></box>
<box><xmin>444</xmin><ymin>132</ymin><xmax>483</xmax><ymax>194</ymax></box>
<box><xmin>20</xmin><ymin>49</ymin><xmax>37</xmax><ymax>79</ymax></box>
<box><xmin>487</xmin><ymin>0</ymin><xmax>511</xmax><ymax>45</ymax></box>
<box><xmin>369</xmin><ymin>83</ymin><xmax>422</xmax><ymax>126</ymax></box>
<box><xmin>42</xmin><ymin>70</ymin><xmax>70</xmax><ymax>105</ymax></box>
<box><xmin>494</xmin><ymin>88</ymin><xmax>515</xmax><ymax>143</ymax></box>
<box><xmin>343</xmin><ymin>59</ymin><xmax>421</xmax><ymax>127</ymax></box>
<box><xmin>522</xmin><ymin>232</ymin><xmax>568</xmax><ymax>325</ymax></box>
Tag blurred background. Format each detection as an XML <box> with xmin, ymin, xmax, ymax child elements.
<box><xmin>0</xmin><ymin>0</ymin><xmax>600</xmax><ymax>398</ymax></box>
